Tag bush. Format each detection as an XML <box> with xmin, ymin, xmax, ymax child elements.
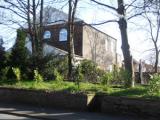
<box><xmin>54</xmin><ymin>68</ymin><xmax>64</xmax><ymax>82</ymax></box>
<box><xmin>0</xmin><ymin>67</ymin><xmax>9</xmax><ymax>80</ymax></box>
<box><xmin>6</xmin><ymin>67</ymin><xmax>17</xmax><ymax>80</ymax></box>
<box><xmin>41</xmin><ymin>55</ymin><xmax>68</xmax><ymax>80</ymax></box>
<box><xmin>148</xmin><ymin>74</ymin><xmax>160</xmax><ymax>95</ymax></box>
<box><xmin>101</xmin><ymin>72</ymin><xmax>113</xmax><ymax>86</ymax></box>
<box><xmin>111</xmin><ymin>68</ymin><xmax>131</xmax><ymax>86</ymax></box>
<box><xmin>74</xmin><ymin>65</ymin><xmax>84</xmax><ymax>88</ymax></box>
<box><xmin>12</xmin><ymin>67</ymin><xmax>21</xmax><ymax>82</ymax></box>
<box><xmin>34</xmin><ymin>69</ymin><xmax>43</xmax><ymax>83</ymax></box>
<box><xmin>80</xmin><ymin>59</ymin><xmax>105</xmax><ymax>83</ymax></box>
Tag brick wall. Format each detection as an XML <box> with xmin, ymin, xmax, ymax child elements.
<box><xmin>43</xmin><ymin>21</ymin><xmax>83</xmax><ymax>56</ymax></box>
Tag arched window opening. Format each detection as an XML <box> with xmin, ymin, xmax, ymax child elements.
<box><xmin>43</xmin><ymin>31</ymin><xmax>51</xmax><ymax>39</ymax></box>
<box><xmin>59</xmin><ymin>28</ymin><xmax>67</xmax><ymax>41</ymax></box>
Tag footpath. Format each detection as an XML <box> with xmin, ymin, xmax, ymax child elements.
<box><xmin>0</xmin><ymin>103</ymin><xmax>155</xmax><ymax>120</ymax></box>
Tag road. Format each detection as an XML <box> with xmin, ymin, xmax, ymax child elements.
<box><xmin>0</xmin><ymin>112</ymin><xmax>139</xmax><ymax>120</ymax></box>
<box><xmin>0</xmin><ymin>113</ymin><xmax>38</xmax><ymax>120</ymax></box>
<box><xmin>0</xmin><ymin>103</ymin><xmax>155</xmax><ymax>120</ymax></box>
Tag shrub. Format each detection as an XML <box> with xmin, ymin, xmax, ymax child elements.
<box><xmin>12</xmin><ymin>67</ymin><xmax>21</xmax><ymax>82</ymax></box>
<box><xmin>34</xmin><ymin>69</ymin><xmax>43</xmax><ymax>83</ymax></box>
<box><xmin>0</xmin><ymin>67</ymin><xmax>9</xmax><ymax>80</ymax></box>
<box><xmin>101</xmin><ymin>72</ymin><xmax>113</xmax><ymax>86</ymax></box>
<box><xmin>113</xmin><ymin>68</ymin><xmax>131</xmax><ymax>86</ymax></box>
<box><xmin>74</xmin><ymin>66</ymin><xmax>84</xmax><ymax>88</ymax></box>
<box><xmin>6</xmin><ymin>67</ymin><xmax>16</xmax><ymax>80</ymax></box>
<box><xmin>41</xmin><ymin>55</ymin><xmax>68</xmax><ymax>80</ymax></box>
<box><xmin>80</xmin><ymin>59</ymin><xmax>105</xmax><ymax>83</ymax></box>
<box><xmin>148</xmin><ymin>74</ymin><xmax>160</xmax><ymax>95</ymax></box>
<box><xmin>54</xmin><ymin>68</ymin><xmax>64</xmax><ymax>82</ymax></box>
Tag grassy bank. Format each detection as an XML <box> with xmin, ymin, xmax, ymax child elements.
<box><xmin>0</xmin><ymin>79</ymin><xmax>159</xmax><ymax>99</ymax></box>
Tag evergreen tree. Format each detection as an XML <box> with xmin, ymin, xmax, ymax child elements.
<box><xmin>0</xmin><ymin>37</ymin><xmax>6</xmax><ymax>68</ymax></box>
<box><xmin>9</xmin><ymin>29</ymin><xmax>29</xmax><ymax>79</ymax></box>
<box><xmin>0</xmin><ymin>37</ymin><xmax>7</xmax><ymax>79</ymax></box>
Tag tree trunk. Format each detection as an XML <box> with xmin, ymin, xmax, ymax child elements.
<box><xmin>32</xmin><ymin>0</ymin><xmax>40</xmax><ymax>69</ymax></box>
<box><xmin>131</xmin><ymin>56</ymin><xmax>135</xmax><ymax>87</ymax></box>
<box><xmin>38</xmin><ymin>0</ymin><xmax>44</xmax><ymax>57</ymax></box>
<box><xmin>67</xmin><ymin>0</ymin><xmax>78</xmax><ymax>81</ymax></box>
<box><xmin>27</xmin><ymin>0</ymin><xmax>35</xmax><ymax>56</ymax></box>
<box><xmin>155</xmin><ymin>48</ymin><xmax>159</xmax><ymax>73</ymax></box>
<box><xmin>117</xmin><ymin>0</ymin><xmax>133</xmax><ymax>87</ymax></box>
<box><xmin>67</xmin><ymin>0</ymin><xmax>75</xmax><ymax>80</ymax></box>
<box><xmin>32</xmin><ymin>0</ymin><xmax>38</xmax><ymax>56</ymax></box>
<box><xmin>139</xmin><ymin>60</ymin><xmax>144</xmax><ymax>84</ymax></box>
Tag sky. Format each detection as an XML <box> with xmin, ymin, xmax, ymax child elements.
<box><xmin>0</xmin><ymin>0</ymin><xmax>157</xmax><ymax>63</ymax></box>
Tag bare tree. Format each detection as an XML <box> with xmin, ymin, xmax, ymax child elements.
<box><xmin>67</xmin><ymin>0</ymin><xmax>79</xmax><ymax>80</ymax></box>
<box><xmin>0</xmin><ymin>0</ymin><xmax>45</xmax><ymax>67</ymax></box>
<box><xmin>143</xmin><ymin>1</ymin><xmax>160</xmax><ymax>73</ymax></box>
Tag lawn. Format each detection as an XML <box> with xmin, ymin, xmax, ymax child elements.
<box><xmin>0</xmin><ymin>79</ymin><xmax>159</xmax><ymax>99</ymax></box>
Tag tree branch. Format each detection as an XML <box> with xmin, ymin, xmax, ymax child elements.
<box><xmin>90</xmin><ymin>0</ymin><xmax>117</xmax><ymax>11</ymax></box>
<box><xmin>155</xmin><ymin>10</ymin><xmax>160</xmax><ymax>43</ymax></box>
<box><xmin>0</xmin><ymin>6</ymin><xmax>27</xmax><ymax>20</ymax></box>
<box><xmin>125</xmin><ymin>0</ymin><xmax>137</xmax><ymax>10</ymax></box>
<box><xmin>127</xmin><ymin>11</ymin><xmax>146</xmax><ymax>20</ymax></box>
<box><xmin>4</xmin><ymin>0</ymin><xmax>27</xmax><ymax>14</ymax></box>
<box><xmin>88</xmin><ymin>20</ymin><xmax>118</xmax><ymax>26</ymax></box>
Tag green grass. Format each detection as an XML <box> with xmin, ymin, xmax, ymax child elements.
<box><xmin>0</xmin><ymin>79</ymin><xmax>159</xmax><ymax>99</ymax></box>
<box><xmin>109</xmin><ymin>85</ymin><xmax>148</xmax><ymax>97</ymax></box>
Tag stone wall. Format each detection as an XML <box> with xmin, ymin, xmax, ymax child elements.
<box><xmin>101</xmin><ymin>96</ymin><xmax>160</xmax><ymax>117</ymax></box>
<box><xmin>0</xmin><ymin>87</ymin><xmax>94</xmax><ymax>111</ymax></box>
<box><xmin>0</xmin><ymin>87</ymin><xmax>160</xmax><ymax>117</ymax></box>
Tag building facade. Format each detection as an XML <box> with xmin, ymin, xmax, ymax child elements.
<box><xmin>25</xmin><ymin>7</ymin><xmax>119</xmax><ymax>71</ymax></box>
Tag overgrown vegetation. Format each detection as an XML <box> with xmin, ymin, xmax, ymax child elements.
<box><xmin>148</xmin><ymin>74</ymin><xmax>160</xmax><ymax>96</ymax></box>
<box><xmin>0</xmin><ymin>79</ymin><xmax>159</xmax><ymax>99</ymax></box>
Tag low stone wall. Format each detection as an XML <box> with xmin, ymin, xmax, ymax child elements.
<box><xmin>0</xmin><ymin>87</ymin><xmax>160</xmax><ymax>117</ymax></box>
<box><xmin>0</xmin><ymin>87</ymin><xmax>95</xmax><ymax>111</ymax></box>
<box><xmin>101</xmin><ymin>96</ymin><xmax>160</xmax><ymax>117</ymax></box>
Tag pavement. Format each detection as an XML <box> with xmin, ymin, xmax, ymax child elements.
<box><xmin>0</xmin><ymin>113</ymin><xmax>38</xmax><ymax>120</ymax></box>
<box><xmin>0</xmin><ymin>103</ymin><xmax>156</xmax><ymax>120</ymax></box>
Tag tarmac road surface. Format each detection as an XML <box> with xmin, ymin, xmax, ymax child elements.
<box><xmin>0</xmin><ymin>113</ymin><xmax>38</xmax><ymax>120</ymax></box>
<box><xmin>0</xmin><ymin>103</ymin><xmax>156</xmax><ymax>120</ymax></box>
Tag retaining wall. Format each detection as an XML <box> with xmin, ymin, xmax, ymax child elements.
<box><xmin>0</xmin><ymin>87</ymin><xmax>159</xmax><ymax>117</ymax></box>
<box><xmin>101</xmin><ymin>96</ymin><xmax>160</xmax><ymax>117</ymax></box>
<box><xmin>0</xmin><ymin>87</ymin><xmax>95</xmax><ymax>111</ymax></box>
